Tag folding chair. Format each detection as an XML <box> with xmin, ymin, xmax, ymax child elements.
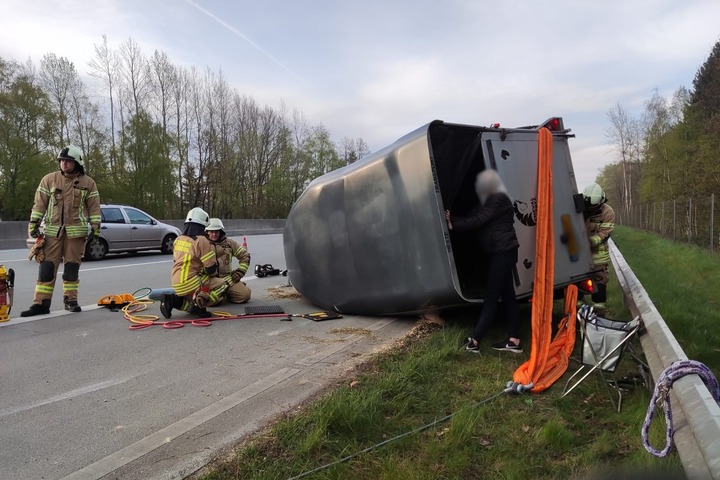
<box><xmin>562</xmin><ymin>305</ymin><xmax>642</xmax><ymax>412</ymax></box>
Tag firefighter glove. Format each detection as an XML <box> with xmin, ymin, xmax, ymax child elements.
<box><xmin>231</xmin><ymin>268</ymin><xmax>244</xmax><ymax>284</ymax></box>
<box><xmin>194</xmin><ymin>291</ymin><xmax>211</xmax><ymax>310</ymax></box>
<box><xmin>86</xmin><ymin>227</ymin><xmax>100</xmax><ymax>244</ymax></box>
<box><xmin>29</xmin><ymin>222</ymin><xmax>40</xmax><ymax>239</ymax></box>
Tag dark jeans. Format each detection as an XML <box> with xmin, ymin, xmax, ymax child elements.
<box><xmin>472</xmin><ymin>248</ymin><xmax>520</xmax><ymax>342</ymax></box>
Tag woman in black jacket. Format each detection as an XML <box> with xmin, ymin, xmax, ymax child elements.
<box><xmin>445</xmin><ymin>169</ymin><xmax>522</xmax><ymax>353</ymax></box>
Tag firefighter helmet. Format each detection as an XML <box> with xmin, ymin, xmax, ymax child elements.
<box><xmin>58</xmin><ymin>145</ymin><xmax>84</xmax><ymax>167</ymax></box>
<box><xmin>205</xmin><ymin>218</ymin><xmax>225</xmax><ymax>232</ymax></box>
<box><xmin>185</xmin><ymin>207</ymin><xmax>210</xmax><ymax>227</ymax></box>
<box><xmin>583</xmin><ymin>183</ymin><xmax>607</xmax><ymax>207</ymax></box>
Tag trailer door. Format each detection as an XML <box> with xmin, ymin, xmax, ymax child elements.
<box><xmin>479</xmin><ymin>131</ymin><xmax>593</xmax><ymax>298</ymax></box>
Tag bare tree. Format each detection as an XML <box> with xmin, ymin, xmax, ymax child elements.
<box><xmin>39</xmin><ymin>53</ymin><xmax>83</xmax><ymax>147</ymax></box>
<box><xmin>340</xmin><ymin>136</ymin><xmax>370</xmax><ymax>164</ymax></box>
<box><xmin>606</xmin><ymin>103</ymin><xmax>642</xmax><ymax>221</ymax></box>
<box><xmin>88</xmin><ymin>35</ymin><xmax>119</xmax><ymax>173</ymax></box>
<box><xmin>117</xmin><ymin>38</ymin><xmax>150</xmax><ymax>119</ymax></box>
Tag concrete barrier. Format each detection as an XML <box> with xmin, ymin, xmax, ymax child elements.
<box><xmin>610</xmin><ymin>238</ymin><xmax>720</xmax><ymax>480</ymax></box>
<box><xmin>163</xmin><ymin>219</ymin><xmax>286</xmax><ymax>236</ymax></box>
<box><xmin>0</xmin><ymin>221</ymin><xmax>30</xmax><ymax>250</ymax></box>
<box><xmin>0</xmin><ymin>219</ymin><xmax>286</xmax><ymax>251</ymax></box>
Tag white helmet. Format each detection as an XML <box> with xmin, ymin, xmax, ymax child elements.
<box><xmin>583</xmin><ymin>183</ymin><xmax>607</xmax><ymax>207</ymax></box>
<box><xmin>205</xmin><ymin>218</ymin><xmax>225</xmax><ymax>232</ymax></box>
<box><xmin>58</xmin><ymin>145</ymin><xmax>84</xmax><ymax>167</ymax></box>
<box><xmin>185</xmin><ymin>207</ymin><xmax>209</xmax><ymax>226</ymax></box>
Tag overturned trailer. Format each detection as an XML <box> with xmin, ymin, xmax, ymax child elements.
<box><xmin>283</xmin><ymin>118</ymin><xmax>594</xmax><ymax>315</ymax></box>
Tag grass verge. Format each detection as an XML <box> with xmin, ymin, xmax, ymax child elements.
<box><xmin>196</xmin><ymin>226</ymin><xmax>720</xmax><ymax>479</ymax></box>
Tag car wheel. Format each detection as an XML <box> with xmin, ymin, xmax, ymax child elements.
<box><xmin>85</xmin><ymin>238</ymin><xmax>108</xmax><ymax>261</ymax></box>
<box><xmin>161</xmin><ymin>234</ymin><xmax>177</xmax><ymax>254</ymax></box>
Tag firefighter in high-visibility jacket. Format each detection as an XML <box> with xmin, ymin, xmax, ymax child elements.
<box><xmin>205</xmin><ymin>218</ymin><xmax>251</xmax><ymax>304</ymax></box>
<box><xmin>160</xmin><ymin>207</ymin><xmax>229</xmax><ymax>318</ymax></box>
<box><xmin>20</xmin><ymin>145</ymin><xmax>101</xmax><ymax>317</ymax></box>
<box><xmin>583</xmin><ymin>183</ymin><xmax>615</xmax><ymax>310</ymax></box>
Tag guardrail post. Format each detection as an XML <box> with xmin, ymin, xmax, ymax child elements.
<box><xmin>610</xmin><ymin>239</ymin><xmax>720</xmax><ymax>479</ymax></box>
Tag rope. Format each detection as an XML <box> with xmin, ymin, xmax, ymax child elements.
<box><xmin>131</xmin><ymin>287</ymin><xmax>152</xmax><ymax>300</ymax></box>
<box><xmin>288</xmin><ymin>384</ymin><xmax>531</xmax><ymax>480</ymax></box>
<box><xmin>121</xmin><ymin>299</ymin><xmax>287</xmax><ymax>330</ymax></box>
<box><xmin>641</xmin><ymin>359</ymin><xmax>720</xmax><ymax>457</ymax></box>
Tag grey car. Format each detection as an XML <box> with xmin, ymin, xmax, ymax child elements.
<box><xmin>28</xmin><ymin>204</ymin><xmax>181</xmax><ymax>261</ymax></box>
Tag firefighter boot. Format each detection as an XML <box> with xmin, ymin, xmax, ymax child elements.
<box><xmin>64</xmin><ymin>296</ymin><xmax>82</xmax><ymax>313</ymax></box>
<box><xmin>189</xmin><ymin>303</ymin><xmax>212</xmax><ymax>318</ymax></box>
<box><xmin>20</xmin><ymin>299</ymin><xmax>51</xmax><ymax>317</ymax></box>
<box><xmin>160</xmin><ymin>294</ymin><xmax>183</xmax><ymax>319</ymax></box>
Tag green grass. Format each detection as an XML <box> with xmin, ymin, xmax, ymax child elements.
<box><xmin>612</xmin><ymin>226</ymin><xmax>720</xmax><ymax>370</ymax></box>
<box><xmin>196</xmin><ymin>226</ymin><xmax>720</xmax><ymax>480</ymax></box>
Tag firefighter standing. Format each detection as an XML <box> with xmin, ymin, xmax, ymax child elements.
<box><xmin>20</xmin><ymin>145</ymin><xmax>101</xmax><ymax>317</ymax></box>
<box><xmin>160</xmin><ymin>207</ymin><xmax>229</xmax><ymax>318</ymax></box>
<box><xmin>583</xmin><ymin>183</ymin><xmax>615</xmax><ymax>310</ymax></box>
<box><xmin>205</xmin><ymin>218</ymin><xmax>251</xmax><ymax>304</ymax></box>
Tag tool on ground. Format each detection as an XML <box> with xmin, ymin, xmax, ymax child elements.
<box><xmin>0</xmin><ymin>264</ymin><xmax>15</xmax><ymax>322</ymax></box>
<box><xmin>98</xmin><ymin>293</ymin><xmax>137</xmax><ymax>311</ymax></box>
<box><xmin>254</xmin><ymin>264</ymin><xmax>282</xmax><ymax>277</ymax></box>
<box><xmin>244</xmin><ymin>305</ymin><xmax>285</xmax><ymax>314</ymax></box>
<box><xmin>290</xmin><ymin>311</ymin><xmax>343</xmax><ymax>321</ymax></box>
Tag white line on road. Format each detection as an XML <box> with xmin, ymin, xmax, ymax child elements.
<box><xmin>80</xmin><ymin>260</ymin><xmax>172</xmax><ymax>272</ymax></box>
<box><xmin>0</xmin><ymin>305</ymin><xmax>103</xmax><ymax>328</ymax></box>
<box><xmin>60</xmin><ymin>367</ymin><xmax>302</xmax><ymax>480</ymax></box>
<box><xmin>0</xmin><ymin>374</ymin><xmax>141</xmax><ymax>418</ymax></box>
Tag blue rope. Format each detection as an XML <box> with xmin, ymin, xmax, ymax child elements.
<box><xmin>641</xmin><ymin>360</ymin><xmax>720</xmax><ymax>457</ymax></box>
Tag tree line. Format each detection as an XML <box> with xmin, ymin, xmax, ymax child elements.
<box><xmin>0</xmin><ymin>36</ymin><xmax>370</xmax><ymax>222</ymax></box>
<box><xmin>599</xmin><ymin>40</ymin><xmax>720</xmax><ymax>227</ymax></box>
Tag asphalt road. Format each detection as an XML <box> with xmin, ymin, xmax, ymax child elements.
<box><xmin>0</xmin><ymin>234</ymin><xmax>417</xmax><ymax>480</ymax></box>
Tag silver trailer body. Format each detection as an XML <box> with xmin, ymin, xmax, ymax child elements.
<box><xmin>283</xmin><ymin>119</ymin><xmax>594</xmax><ymax>315</ymax></box>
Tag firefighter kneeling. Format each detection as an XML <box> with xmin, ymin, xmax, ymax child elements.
<box><xmin>205</xmin><ymin>218</ymin><xmax>251</xmax><ymax>304</ymax></box>
<box><xmin>160</xmin><ymin>207</ymin><xmax>234</xmax><ymax>319</ymax></box>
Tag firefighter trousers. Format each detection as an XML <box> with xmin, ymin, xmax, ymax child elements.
<box><xmin>33</xmin><ymin>231</ymin><xmax>85</xmax><ymax>305</ymax></box>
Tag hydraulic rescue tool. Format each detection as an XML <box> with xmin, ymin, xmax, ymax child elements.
<box><xmin>0</xmin><ymin>264</ymin><xmax>15</xmax><ymax>322</ymax></box>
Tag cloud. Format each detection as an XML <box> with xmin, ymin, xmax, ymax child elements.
<box><xmin>2</xmin><ymin>0</ymin><xmax>719</xmax><ymax>191</ymax></box>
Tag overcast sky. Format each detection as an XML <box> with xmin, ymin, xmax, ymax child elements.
<box><xmin>2</xmin><ymin>0</ymin><xmax>719</xmax><ymax>189</ymax></box>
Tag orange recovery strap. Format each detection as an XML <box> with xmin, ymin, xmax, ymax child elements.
<box><xmin>513</xmin><ymin>127</ymin><xmax>577</xmax><ymax>393</ymax></box>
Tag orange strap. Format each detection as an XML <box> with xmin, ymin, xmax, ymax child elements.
<box><xmin>513</xmin><ymin>128</ymin><xmax>577</xmax><ymax>393</ymax></box>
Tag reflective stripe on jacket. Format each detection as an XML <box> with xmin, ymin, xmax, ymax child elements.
<box><xmin>170</xmin><ymin>235</ymin><xmax>217</xmax><ymax>296</ymax></box>
<box><xmin>210</xmin><ymin>236</ymin><xmax>250</xmax><ymax>278</ymax></box>
<box><xmin>585</xmin><ymin>203</ymin><xmax>615</xmax><ymax>266</ymax></box>
<box><xmin>30</xmin><ymin>171</ymin><xmax>101</xmax><ymax>238</ymax></box>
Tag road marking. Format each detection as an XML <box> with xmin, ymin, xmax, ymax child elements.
<box><xmin>0</xmin><ymin>375</ymin><xmax>139</xmax><ymax>418</ymax></box>
<box><xmin>60</xmin><ymin>367</ymin><xmax>301</xmax><ymax>480</ymax></box>
<box><xmin>0</xmin><ymin>305</ymin><xmax>103</xmax><ymax>328</ymax></box>
<box><xmin>80</xmin><ymin>260</ymin><xmax>172</xmax><ymax>272</ymax></box>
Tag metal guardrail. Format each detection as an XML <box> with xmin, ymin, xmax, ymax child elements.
<box><xmin>609</xmin><ymin>238</ymin><xmax>720</xmax><ymax>480</ymax></box>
